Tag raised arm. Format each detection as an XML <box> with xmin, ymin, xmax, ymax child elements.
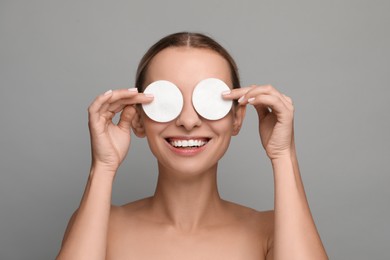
<box><xmin>223</xmin><ymin>85</ymin><xmax>328</xmax><ymax>259</ymax></box>
<box><xmin>56</xmin><ymin>89</ymin><xmax>153</xmax><ymax>260</ymax></box>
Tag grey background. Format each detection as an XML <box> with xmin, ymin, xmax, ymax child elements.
<box><xmin>1</xmin><ymin>0</ymin><xmax>389</xmax><ymax>259</ymax></box>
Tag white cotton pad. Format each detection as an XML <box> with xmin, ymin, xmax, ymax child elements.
<box><xmin>142</xmin><ymin>80</ymin><xmax>183</xmax><ymax>122</ymax></box>
<box><xmin>192</xmin><ymin>78</ymin><xmax>233</xmax><ymax>120</ymax></box>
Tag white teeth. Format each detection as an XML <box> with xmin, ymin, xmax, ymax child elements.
<box><xmin>170</xmin><ymin>139</ymin><xmax>208</xmax><ymax>148</ymax></box>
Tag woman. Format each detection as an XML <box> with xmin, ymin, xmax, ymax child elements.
<box><xmin>57</xmin><ymin>32</ymin><xmax>328</xmax><ymax>259</ymax></box>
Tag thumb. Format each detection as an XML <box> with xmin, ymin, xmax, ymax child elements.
<box><xmin>117</xmin><ymin>105</ymin><xmax>136</xmax><ymax>132</ymax></box>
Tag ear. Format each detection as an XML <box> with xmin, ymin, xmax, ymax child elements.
<box><xmin>131</xmin><ymin>106</ymin><xmax>146</xmax><ymax>138</ymax></box>
<box><xmin>232</xmin><ymin>104</ymin><xmax>246</xmax><ymax>136</ymax></box>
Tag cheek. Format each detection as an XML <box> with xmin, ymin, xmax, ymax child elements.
<box><xmin>141</xmin><ymin>112</ymin><xmax>166</xmax><ymax>133</ymax></box>
<box><xmin>144</xmin><ymin>126</ymin><xmax>165</xmax><ymax>160</ymax></box>
<box><xmin>143</xmin><ymin>119</ymin><xmax>167</xmax><ymax>149</ymax></box>
<box><xmin>209</xmin><ymin>115</ymin><xmax>235</xmax><ymax>159</ymax></box>
<box><xmin>209</xmin><ymin>113</ymin><xmax>235</xmax><ymax>135</ymax></box>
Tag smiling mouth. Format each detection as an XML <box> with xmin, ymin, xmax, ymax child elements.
<box><xmin>165</xmin><ymin>138</ymin><xmax>210</xmax><ymax>149</ymax></box>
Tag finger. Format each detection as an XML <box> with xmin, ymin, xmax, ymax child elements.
<box><xmin>256</xmin><ymin>85</ymin><xmax>293</xmax><ymax>110</ymax></box>
<box><xmin>96</xmin><ymin>88</ymin><xmax>137</xmax><ymax>114</ymax></box>
<box><xmin>236</xmin><ymin>85</ymin><xmax>280</xmax><ymax>104</ymax></box>
<box><xmin>98</xmin><ymin>88</ymin><xmax>138</xmax><ymax>113</ymax></box>
<box><xmin>228</xmin><ymin>85</ymin><xmax>294</xmax><ymax>116</ymax></box>
<box><xmin>110</xmin><ymin>88</ymin><xmax>139</xmax><ymax>99</ymax></box>
<box><xmin>98</xmin><ymin>89</ymin><xmax>153</xmax><ymax>115</ymax></box>
<box><xmin>245</xmin><ymin>86</ymin><xmax>294</xmax><ymax>114</ymax></box>
<box><xmin>248</xmin><ymin>94</ymin><xmax>290</xmax><ymax>119</ymax></box>
<box><xmin>88</xmin><ymin>89</ymin><xmax>114</xmax><ymax>123</ymax></box>
<box><xmin>254</xmin><ymin>102</ymin><xmax>271</xmax><ymax>120</ymax></box>
<box><xmin>106</xmin><ymin>93</ymin><xmax>153</xmax><ymax>114</ymax></box>
<box><xmin>117</xmin><ymin>105</ymin><xmax>137</xmax><ymax>132</ymax></box>
<box><xmin>221</xmin><ymin>86</ymin><xmax>253</xmax><ymax>101</ymax></box>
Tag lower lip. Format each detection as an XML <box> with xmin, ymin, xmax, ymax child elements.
<box><xmin>165</xmin><ymin>140</ymin><xmax>208</xmax><ymax>156</ymax></box>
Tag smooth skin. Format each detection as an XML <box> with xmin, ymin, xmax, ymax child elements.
<box><xmin>57</xmin><ymin>47</ymin><xmax>328</xmax><ymax>259</ymax></box>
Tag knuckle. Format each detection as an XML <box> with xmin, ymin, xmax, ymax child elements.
<box><xmin>263</xmin><ymin>84</ymin><xmax>274</xmax><ymax>92</ymax></box>
<box><xmin>284</xmin><ymin>95</ymin><xmax>293</xmax><ymax>103</ymax></box>
<box><xmin>121</xmin><ymin>109</ymin><xmax>133</xmax><ymax>121</ymax></box>
<box><xmin>87</xmin><ymin>105</ymin><xmax>94</xmax><ymax>114</ymax></box>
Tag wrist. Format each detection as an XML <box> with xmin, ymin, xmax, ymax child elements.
<box><xmin>267</xmin><ymin>147</ymin><xmax>293</xmax><ymax>161</ymax></box>
<box><xmin>270</xmin><ymin>155</ymin><xmax>295</xmax><ymax>179</ymax></box>
<box><xmin>89</xmin><ymin>162</ymin><xmax>117</xmax><ymax>180</ymax></box>
<box><xmin>270</xmin><ymin>153</ymin><xmax>293</xmax><ymax>165</ymax></box>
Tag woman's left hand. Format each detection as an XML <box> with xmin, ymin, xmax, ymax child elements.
<box><xmin>223</xmin><ymin>85</ymin><xmax>295</xmax><ymax>160</ymax></box>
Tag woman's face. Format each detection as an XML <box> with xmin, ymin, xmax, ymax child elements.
<box><xmin>137</xmin><ymin>47</ymin><xmax>244</xmax><ymax>176</ymax></box>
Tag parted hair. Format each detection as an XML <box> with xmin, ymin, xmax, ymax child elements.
<box><xmin>135</xmin><ymin>32</ymin><xmax>241</xmax><ymax>92</ymax></box>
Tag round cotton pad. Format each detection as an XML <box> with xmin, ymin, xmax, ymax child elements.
<box><xmin>142</xmin><ymin>80</ymin><xmax>183</xmax><ymax>123</ymax></box>
<box><xmin>192</xmin><ymin>78</ymin><xmax>233</xmax><ymax>120</ymax></box>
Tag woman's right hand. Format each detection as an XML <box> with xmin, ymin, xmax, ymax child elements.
<box><xmin>87</xmin><ymin>88</ymin><xmax>153</xmax><ymax>175</ymax></box>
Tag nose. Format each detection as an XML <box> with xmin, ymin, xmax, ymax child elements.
<box><xmin>175</xmin><ymin>97</ymin><xmax>202</xmax><ymax>131</ymax></box>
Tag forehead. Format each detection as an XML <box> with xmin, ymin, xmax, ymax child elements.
<box><xmin>145</xmin><ymin>47</ymin><xmax>232</xmax><ymax>88</ymax></box>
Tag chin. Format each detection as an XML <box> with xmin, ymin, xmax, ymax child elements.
<box><xmin>157</xmin><ymin>156</ymin><xmax>219</xmax><ymax>179</ymax></box>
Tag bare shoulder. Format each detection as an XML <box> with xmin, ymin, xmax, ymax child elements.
<box><xmin>108</xmin><ymin>197</ymin><xmax>154</xmax><ymax>231</ymax></box>
<box><xmin>222</xmin><ymin>199</ymin><xmax>274</xmax><ymax>225</ymax></box>
<box><xmin>222</xmin><ymin>200</ymin><xmax>274</xmax><ymax>250</ymax></box>
<box><xmin>109</xmin><ymin>197</ymin><xmax>153</xmax><ymax>218</ymax></box>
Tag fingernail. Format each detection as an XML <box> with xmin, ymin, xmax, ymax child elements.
<box><xmin>238</xmin><ymin>96</ymin><xmax>245</xmax><ymax>103</ymax></box>
<box><xmin>221</xmin><ymin>90</ymin><xmax>231</xmax><ymax>96</ymax></box>
<box><xmin>128</xmin><ymin>88</ymin><xmax>138</xmax><ymax>92</ymax></box>
<box><xmin>104</xmin><ymin>89</ymin><xmax>112</xmax><ymax>95</ymax></box>
<box><xmin>144</xmin><ymin>93</ymin><xmax>154</xmax><ymax>98</ymax></box>
<box><xmin>248</xmin><ymin>97</ymin><xmax>255</xmax><ymax>103</ymax></box>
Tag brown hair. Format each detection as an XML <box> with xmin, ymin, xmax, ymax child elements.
<box><xmin>135</xmin><ymin>32</ymin><xmax>240</xmax><ymax>92</ymax></box>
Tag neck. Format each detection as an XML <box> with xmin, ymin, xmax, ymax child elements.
<box><xmin>150</xmin><ymin>162</ymin><xmax>224</xmax><ymax>232</ymax></box>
